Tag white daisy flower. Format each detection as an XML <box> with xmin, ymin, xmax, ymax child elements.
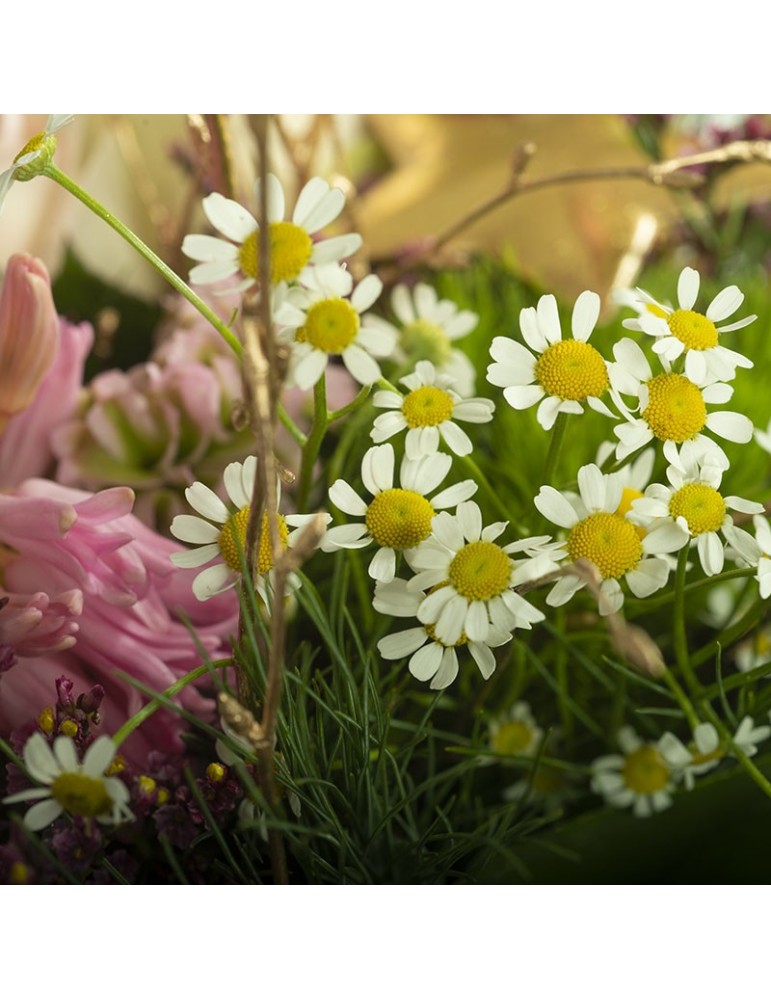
<box><xmin>488</xmin><ymin>702</ymin><xmax>543</xmax><ymax>760</ymax></box>
<box><xmin>735</xmin><ymin>629</ymin><xmax>771</xmax><ymax>673</ymax></box>
<box><xmin>595</xmin><ymin>443</ymin><xmax>656</xmax><ymax>520</ymax></box>
<box><xmin>371</xmin><ymin>360</ymin><xmax>494</xmax><ymax>458</ymax></box>
<box><xmin>182</xmin><ymin>173</ymin><xmax>362</xmax><ymax>292</ymax></box>
<box><xmin>622</xmin><ymin>266</ymin><xmax>755</xmax><ymax>383</ymax></box>
<box><xmin>608</xmin><ymin>337</ymin><xmax>753</xmax><ymax>468</ymax></box>
<box><xmin>376</xmin><ymin>282</ymin><xmax>479</xmax><ymax>395</ymax></box>
<box><xmin>0</xmin><ymin>115</ymin><xmax>74</xmax><ymax>214</ymax></box>
<box><xmin>659</xmin><ymin>717</ymin><xmax>770</xmax><ymax>790</ymax></box>
<box><xmin>374</xmin><ymin>577</ymin><xmax>511</xmax><ymax>689</ymax></box>
<box><xmin>321</xmin><ymin>443</ymin><xmax>477</xmax><ymax>583</ymax></box>
<box><xmin>274</xmin><ymin>263</ymin><xmax>395</xmax><ymax>390</ymax></box>
<box><xmin>630</xmin><ymin>459</ymin><xmax>763</xmax><ymax>577</ymax></box>
<box><xmin>534</xmin><ymin>463</ymin><xmax>675</xmax><ymax>615</ymax></box>
<box><xmin>723</xmin><ymin>514</ymin><xmax>771</xmax><ymax>598</ymax></box>
<box><xmin>406</xmin><ymin>500</ymin><xmax>559</xmax><ymax>646</ymax></box>
<box><xmin>169</xmin><ymin>456</ymin><xmax>327</xmax><ymax>601</ymax></box>
<box><xmin>487</xmin><ymin>290</ymin><xmax>615</xmax><ymax>431</ymax></box>
<box><xmin>591</xmin><ymin>725</ymin><xmax>676</xmax><ymax>818</ymax></box>
<box><xmin>2</xmin><ymin>732</ymin><xmax>132</xmax><ymax>831</ymax></box>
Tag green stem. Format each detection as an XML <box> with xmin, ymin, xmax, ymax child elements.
<box><xmin>661</xmin><ymin>668</ymin><xmax>701</xmax><ymax>730</ymax></box>
<box><xmin>277</xmin><ymin>403</ymin><xmax>307</xmax><ymax>448</ymax></box>
<box><xmin>457</xmin><ymin>452</ymin><xmax>511</xmax><ymax>523</ymax></box>
<box><xmin>328</xmin><ymin>383</ymin><xmax>372</xmax><ymax>423</ymax></box>
<box><xmin>43</xmin><ymin>163</ymin><xmax>243</xmax><ymax>358</ymax></box>
<box><xmin>112</xmin><ymin>661</ymin><xmax>229</xmax><ymax>747</ymax></box>
<box><xmin>542</xmin><ymin>412</ymin><xmax>568</xmax><ymax>486</ymax></box>
<box><xmin>701</xmin><ymin>702</ymin><xmax>771</xmax><ymax>802</ymax></box>
<box><xmin>691</xmin><ymin>594</ymin><xmax>768</xmax><ymax>668</ymax></box>
<box><xmin>673</xmin><ymin>545</ymin><xmax>701</xmax><ymax>693</ymax></box>
<box><xmin>297</xmin><ymin>374</ymin><xmax>328</xmax><ymax>510</ymax></box>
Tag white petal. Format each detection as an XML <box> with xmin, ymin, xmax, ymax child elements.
<box><xmin>469</xmin><ymin>641</ymin><xmax>497</xmax><ymax>679</ymax></box>
<box><xmin>519</xmin><ymin>306</ymin><xmax>548</xmax><ymax>352</ymax></box>
<box><xmin>343</xmin><ymin>344</ymin><xmax>381</xmax><ymax>386</ymax></box>
<box><xmin>698</xmin><ymin>532</ymin><xmax>724</xmax><ymax>576</ymax></box>
<box><xmin>409</xmin><ymin>642</ymin><xmax>443</xmax><ymax>682</ymax></box>
<box><xmin>430</xmin><ymin>479</ymin><xmax>477</xmax><ymax>509</ymax></box>
<box><xmin>534</xmin><ymin>487</ymin><xmax>579</xmax><ymax>528</ymax></box>
<box><xmin>706</xmin><ymin>284</ymin><xmax>743</xmax><ymax>322</ymax></box>
<box><xmin>362</xmin><ymin>444</ymin><xmax>394</xmax><ymax>496</ymax></box>
<box><xmin>368</xmin><ymin>546</ymin><xmax>397</xmax><ymax>583</ymax></box>
<box><xmin>626</xmin><ymin>558</ymin><xmax>670</xmax><ymax>597</ymax></box>
<box><xmin>677</xmin><ymin>267</ymin><xmax>700</xmax><ymax>310</ymax></box>
<box><xmin>24</xmin><ymin>799</ymin><xmax>64</xmax><ymax>831</ymax></box>
<box><xmin>351</xmin><ymin>274</ymin><xmax>383</xmax><ymax>313</ymax></box>
<box><xmin>170</xmin><ymin>515</ymin><xmax>221</xmax><ymax>544</ymax></box>
<box><xmin>577</xmin><ymin>463</ymin><xmax>606</xmax><ymax>513</ymax></box>
<box><xmin>202</xmin><ymin>193</ymin><xmax>257</xmax><ymax>243</ymax></box>
<box><xmin>329</xmin><ymin>479</ymin><xmax>368</xmax><ymax>516</ymax></box>
<box><xmin>502</xmin><ymin>384</ymin><xmax>545</xmax><ymax>410</ymax></box>
<box><xmin>292</xmin><ymin>348</ymin><xmax>329</xmax><ymax>391</ymax></box>
<box><xmin>170</xmin><ymin>543</ymin><xmax>220</xmax><ymax>568</ymax></box>
<box><xmin>311</xmin><ymin>233</ymin><xmax>362</xmax><ymax>265</ymax></box>
<box><xmin>189</xmin><ymin>260</ymin><xmax>240</xmax><ymax>285</ymax></box>
<box><xmin>254</xmin><ymin>173</ymin><xmax>285</xmax><ymax>223</ymax></box>
<box><xmin>537</xmin><ymin>294</ymin><xmax>562</xmax><ymax>344</ymax></box>
<box><xmin>705</xmin><ymin>411</ymin><xmax>753</xmax><ymax>444</ymax></box>
<box><xmin>379</xmin><ymin>628</ymin><xmax>428</xmax><ymax>660</ymax></box>
<box><xmin>571</xmin><ymin>290</ymin><xmax>600</xmax><ymax>342</ymax></box>
<box><xmin>53</xmin><ymin>736</ymin><xmax>78</xmax><ymax>772</ymax></box>
<box><xmin>300</xmin><ymin>187</ymin><xmax>345</xmax><ymax>233</ymax></box>
<box><xmin>193</xmin><ymin>563</ymin><xmax>234</xmax><ymax>600</ymax></box>
<box><xmin>456</xmin><ymin>501</ymin><xmax>483</xmax><ymax>542</ymax></box>
<box><xmin>185</xmin><ymin>481</ymin><xmax>231</xmax><ymax>523</ymax></box>
<box><xmin>83</xmin><ymin>736</ymin><xmax>117</xmax><ymax>777</ymax></box>
<box><xmin>536</xmin><ymin>395</ymin><xmax>562</xmax><ymax>430</ymax></box>
<box><xmin>224</xmin><ymin>461</ymin><xmax>251</xmax><ymax>509</ymax></box>
<box><xmin>684</xmin><ymin>350</ymin><xmax>708</xmax><ymax>384</ymax></box>
<box><xmin>182</xmin><ymin>234</ymin><xmax>237</xmax><ymax>262</ymax></box>
<box><xmin>391</xmin><ymin>284</ymin><xmax>416</xmax><ymax>325</ymax></box>
<box><xmin>430</xmin><ymin>648</ymin><xmax>460</xmax><ymax>689</ymax></box>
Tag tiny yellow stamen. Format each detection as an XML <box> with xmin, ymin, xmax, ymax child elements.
<box><xmin>568</xmin><ymin>513</ymin><xmax>642</xmax><ymax>580</ymax></box>
<box><xmin>137</xmin><ymin>776</ymin><xmax>157</xmax><ymax>796</ymax></box>
<box><xmin>448</xmin><ymin>541</ymin><xmax>511</xmax><ymax>601</ymax></box>
<box><xmin>667</xmin><ymin>309</ymin><xmax>719</xmax><ymax>350</ymax></box>
<box><xmin>106</xmin><ymin>754</ymin><xmax>126</xmax><ymax>776</ymax></box>
<box><xmin>206</xmin><ymin>762</ymin><xmax>227</xmax><ymax>783</ymax></box>
<box><xmin>492</xmin><ymin>721</ymin><xmax>534</xmax><ymax>756</ymax></box>
<box><xmin>218</xmin><ymin>508</ymin><xmax>289</xmax><ymax>574</ymax></box>
<box><xmin>402</xmin><ymin>385</ymin><xmax>455</xmax><ymax>428</ymax></box>
<box><xmin>622</xmin><ymin>745</ymin><xmax>669</xmax><ymax>794</ymax></box>
<box><xmin>50</xmin><ymin>773</ymin><xmax>112</xmax><ymax>818</ymax></box>
<box><xmin>9</xmin><ymin>861</ymin><xmax>30</xmax><ymax>884</ymax></box>
<box><xmin>365</xmin><ymin>489</ymin><xmax>434</xmax><ymax>550</ymax></box>
<box><xmin>616</xmin><ymin>487</ymin><xmax>646</xmax><ymax>539</ymax></box>
<box><xmin>38</xmin><ymin>707</ymin><xmax>55</xmax><ymax>735</ymax></box>
<box><xmin>645</xmin><ymin>302</ymin><xmax>669</xmax><ymax>319</ymax></box>
<box><xmin>296</xmin><ymin>298</ymin><xmax>360</xmax><ymax>354</ymax></box>
<box><xmin>642</xmin><ymin>373</ymin><xmax>706</xmax><ymax>442</ymax></box>
<box><xmin>59</xmin><ymin>719</ymin><xmax>78</xmax><ymax>738</ymax></box>
<box><xmin>156</xmin><ymin>788</ymin><xmax>170</xmax><ymax>805</ymax></box>
<box><xmin>535</xmin><ymin>340</ymin><xmax>609</xmax><ymax>401</ymax></box>
<box><xmin>238</xmin><ymin>222</ymin><xmax>313</xmax><ymax>285</ymax></box>
<box><xmin>669</xmin><ymin>483</ymin><xmax>726</xmax><ymax>535</ymax></box>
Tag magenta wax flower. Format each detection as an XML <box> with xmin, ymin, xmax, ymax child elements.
<box><xmin>0</xmin><ymin>253</ymin><xmax>59</xmax><ymax>433</ymax></box>
<box><xmin>0</xmin><ymin>589</ymin><xmax>82</xmax><ymax>656</ymax></box>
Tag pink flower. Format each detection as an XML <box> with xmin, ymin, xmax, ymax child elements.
<box><xmin>0</xmin><ymin>253</ymin><xmax>59</xmax><ymax>433</ymax></box>
<box><xmin>0</xmin><ymin>590</ymin><xmax>82</xmax><ymax>657</ymax></box>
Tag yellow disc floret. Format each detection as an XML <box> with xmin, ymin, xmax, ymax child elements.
<box><xmin>448</xmin><ymin>541</ymin><xmax>511</xmax><ymax>601</ymax></box>
<box><xmin>642</xmin><ymin>373</ymin><xmax>707</xmax><ymax>442</ymax></box>
<box><xmin>50</xmin><ymin>773</ymin><xmax>113</xmax><ymax>818</ymax></box>
<box><xmin>402</xmin><ymin>386</ymin><xmax>455</xmax><ymax>428</ymax></box>
<box><xmin>622</xmin><ymin>745</ymin><xmax>670</xmax><ymax>794</ymax></box>
<box><xmin>492</xmin><ymin>721</ymin><xmax>534</xmax><ymax>756</ymax></box>
<box><xmin>400</xmin><ymin>319</ymin><xmax>452</xmax><ymax>365</ymax></box>
<box><xmin>667</xmin><ymin>309</ymin><xmax>719</xmax><ymax>350</ymax></box>
<box><xmin>668</xmin><ymin>483</ymin><xmax>726</xmax><ymax>535</ymax></box>
<box><xmin>218</xmin><ymin>507</ymin><xmax>289</xmax><ymax>573</ymax></box>
<box><xmin>534</xmin><ymin>340</ymin><xmax>609</xmax><ymax>401</ymax></box>
<box><xmin>238</xmin><ymin>222</ymin><xmax>313</xmax><ymax>285</ymax></box>
<box><xmin>568</xmin><ymin>512</ymin><xmax>643</xmax><ymax>580</ymax></box>
<box><xmin>365</xmin><ymin>489</ymin><xmax>434</xmax><ymax>550</ymax></box>
<box><xmin>296</xmin><ymin>298</ymin><xmax>360</xmax><ymax>354</ymax></box>
<box><xmin>38</xmin><ymin>706</ymin><xmax>55</xmax><ymax>734</ymax></box>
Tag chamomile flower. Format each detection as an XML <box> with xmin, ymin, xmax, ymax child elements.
<box><xmin>0</xmin><ymin>115</ymin><xmax>74</xmax><ymax>213</ymax></box>
<box><xmin>2</xmin><ymin>733</ymin><xmax>132</xmax><ymax>831</ymax></box>
<box><xmin>608</xmin><ymin>337</ymin><xmax>753</xmax><ymax>468</ymax></box>
<box><xmin>378</xmin><ymin>282</ymin><xmax>479</xmax><ymax>395</ymax></box>
<box><xmin>275</xmin><ymin>264</ymin><xmax>394</xmax><ymax>390</ymax></box>
<box><xmin>659</xmin><ymin>717</ymin><xmax>770</xmax><ymax>790</ymax></box>
<box><xmin>488</xmin><ymin>702</ymin><xmax>543</xmax><ymax>760</ymax></box>
<box><xmin>723</xmin><ymin>514</ymin><xmax>771</xmax><ymax>598</ymax></box>
<box><xmin>371</xmin><ymin>360</ymin><xmax>494</xmax><ymax>458</ymax></box>
<box><xmin>595</xmin><ymin>443</ymin><xmax>656</xmax><ymax>522</ymax></box>
<box><xmin>623</xmin><ymin>266</ymin><xmax>755</xmax><ymax>383</ymax></box>
<box><xmin>407</xmin><ymin>500</ymin><xmax>559</xmax><ymax>646</ymax></box>
<box><xmin>534</xmin><ymin>463</ymin><xmax>674</xmax><ymax>615</ymax></box>
<box><xmin>321</xmin><ymin>444</ymin><xmax>477</xmax><ymax>583</ymax></box>
<box><xmin>591</xmin><ymin>726</ymin><xmax>676</xmax><ymax>818</ymax></box>
<box><xmin>629</xmin><ymin>460</ymin><xmax>763</xmax><ymax>576</ymax></box>
<box><xmin>169</xmin><ymin>456</ymin><xmax>327</xmax><ymax>601</ymax></box>
<box><xmin>374</xmin><ymin>577</ymin><xmax>511</xmax><ymax>689</ymax></box>
<box><xmin>182</xmin><ymin>173</ymin><xmax>362</xmax><ymax>292</ymax></box>
<box><xmin>487</xmin><ymin>290</ymin><xmax>614</xmax><ymax>431</ymax></box>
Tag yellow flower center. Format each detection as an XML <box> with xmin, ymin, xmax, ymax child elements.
<box><xmin>645</xmin><ymin>302</ymin><xmax>669</xmax><ymax>319</ymax></box>
<box><xmin>218</xmin><ymin>507</ymin><xmax>289</xmax><ymax>573</ymax></box>
<box><xmin>448</xmin><ymin>540</ymin><xmax>511</xmax><ymax>601</ymax></box>
<box><xmin>296</xmin><ymin>298</ymin><xmax>360</xmax><ymax>354</ymax></box>
<box><xmin>50</xmin><ymin>772</ymin><xmax>113</xmax><ymax>818</ymax></box>
<box><xmin>59</xmin><ymin>719</ymin><xmax>78</xmax><ymax>738</ymax></box>
<box><xmin>206</xmin><ymin>762</ymin><xmax>227</xmax><ymax>783</ymax></box>
<box><xmin>621</xmin><ymin>745</ymin><xmax>670</xmax><ymax>794</ymax></box>
<box><xmin>534</xmin><ymin>340</ymin><xmax>609</xmax><ymax>401</ymax></box>
<box><xmin>238</xmin><ymin>221</ymin><xmax>313</xmax><ymax>285</ymax></box>
<box><xmin>402</xmin><ymin>385</ymin><xmax>455</xmax><ymax>428</ymax></box>
<box><xmin>364</xmin><ymin>489</ymin><xmax>434</xmax><ymax>550</ymax></box>
<box><xmin>642</xmin><ymin>373</ymin><xmax>707</xmax><ymax>442</ymax></box>
<box><xmin>668</xmin><ymin>483</ymin><xmax>726</xmax><ymax>535</ymax></box>
<box><xmin>492</xmin><ymin>721</ymin><xmax>534</xmax><ymax>756</ymax></box>
<box><xmin>616</xmin><ymin>487</ymin><xmax>647</xmax><ymax>539</ymax></box>
<box><xmin>567</xmin><ymin>512</ymin><xmax>643</xmax><ymax>580</ymax></box>
<box><xmin>400</xmin><ymin>319</ymin><xmax>452</xmax><ymax>365</ymax></box>
<box><xmin>38</xmin><ymin>706</ymin><xmax>55</xmax><ymax>734</ymax></box>
<box><xmin>667</xmin><ymin>309</ymin><xmax>719</xmax><ymax>350</ymax></box>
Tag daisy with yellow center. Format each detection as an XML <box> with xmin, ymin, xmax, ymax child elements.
<box><xmin>371</xmin><ymin>360</ymin><xmax>495</xmax><ymax>459</ymax></box>
<box><xmin>182</xmin><ymin>173</ymin><xmax>362</xmax><ymax>292</ymax></box>
<box><xmin>487</xmin><ymin>290</ymin><xmax>614</xmax><ymax>430</ymax></box>
<box><xmin>608</xmin><ymin>338</ymin><xmax>753</xmax><ymax>468</ymax></box>
<box><xmin>591</xmin><ymin>726</ymin><xmax>676</xmax><ymax>817</ymax></box>
<box><xmin>169</xmin><ymin>456</ymin><xmax>327</xmax><ymax>601</ymax></box>
<box><xmin>406</xmin><ymin>501</ymin><xmax>559</xmax><ymax>646</ymax></box>
<box><xmin>488</xmin><ymin>702</ymin><xmax>543</xmax><ymax>760</ymax></box>
<box><xmin>273</xmin><ymin>263</ymin><xmax>395</xmax><ymax>390</ymax></box>
<box><xmin>321</xmin><ymin>443</ymin><xmax>477</xmax><ymax>583</ymax></box>
<box><xmin>621</xmin><ymin>266</ymin><xmax>755</xmax><ymax>383</ymax></box>
<box><xmin>723</xmin><ymin>514</ymin><xmax>771</xmax><ymax>599</ymax></box>
<box><xmin>373</xmin><ymin>577</ymin><xmax>511</xmax><ymax>689</ymax></box>
<box><xmin>374</xmin><ymin>282</ymin><xmax>479</xmax><ymax>396</ymax></box>
<box><xmin>534</xmin><ymin>463</ymin><xmax>675</xmax><ymax>615</ymax></box>
<box><xmin>2</xmin><ymin>733</ymin><xmax>132</xmax><ymax>831</ymax></box>
<box><xmin>629</xmin><ymin>459</ymin><xmax>763</xmax><ymax>576</ymax></box>
<box><xmin>659</xmin><ymin>717</ymin><xmax>771</xmax><ymax>790</ymax></box>
<box><xmin>0</xmin><ymin>115</ymin><xmax>73</xmax><ymax>214</ymax></box>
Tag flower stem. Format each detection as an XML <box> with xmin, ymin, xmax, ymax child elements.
<box><xmin>458</xmin><ymin>452</ymin><xmax>511</xmax><ymax>523</ymax></box>
<box><xmin>43</xmin><ymin>163</ymin><xmax>243</xmax><ymax>358</ymax></box>
<box><xmin>328</xmin><ymin>383</ymin><xmax>371</xmax><ymax>423</ymax></box>
<box><xmin>277</xmin><ymin>403</ymin><xmax>307</xmax><ymax>448</ymax></box>
<box><xmin>661</xmin><ymin>667</ymin><xmax>701</xmax><ymax>730</ymax></box>
<box><xmin>673</xmin><ymin>545</ymin><xmax>701</xmax><ymax>693</ymax></box>
<box><xmin>701</xmin><ymin>702</ymin><xmax>771</xmax><ymax>802</ymax></box>
<box><xmin>297</xmin><ymin>374</ymin><xmax>328</xmax><ymax>510</ymax></box>
<box><xmin>542</xmin><ymin>412</ymin><xmax>568</xmax><ymax>486</ymax></box>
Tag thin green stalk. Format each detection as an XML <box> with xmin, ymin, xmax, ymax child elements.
<box><xmin>328</xmin><ymin>384</ymin><xmax>371</xmax><ymax>422</ymax></box>
<box><xmin>297</xmin><ymin>374</ymin><xmax>328</xmax><ymax>510</ymax></box>
<box><xmin>43</xmin><ymin>163</ymin><xmax>243</xmax><ymax>357</ymax></box>
<box><xmin>701</xmin><ymin>702</ymin><xmax>771</xmax><ymax>802</ymax></box>
<box><xmin>690</xmin><ymin>594</ymin><xmax>768</xmax><ymax>668</ymax></box>
<box><xmin>661</xmin><ymin>668</ymin><xmax>700</xmax><ymax>730</ymax></box>
<box><xmin>673</xmin><ymin>546</ymin><xmax>701</xmax><ymax>694</ymax></box>
<box><xmin>278</xmin><ymin>404</ymin><xmax>308</xmax><ymax>448</ymax></box>
<box><xmin>457</xmin><ymin>452</ymin><xmax>511</xmax><ymax>522</ymax></box>
<box><xmin>542</xmin><ymin>412</ymin><xmax>568</xmax><ymax>486</ymax></box>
